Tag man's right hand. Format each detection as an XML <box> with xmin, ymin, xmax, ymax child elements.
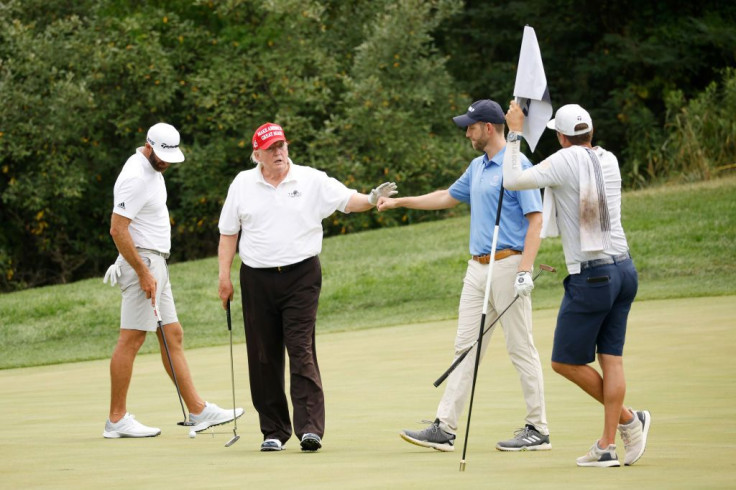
<box><xmin>219</xmin><ymin>278</ymin><xmax>234</xmax><ymax>310</ymax></box>
<box><xmin>377</xmin><ymin>196</ymin><xmax>398</xmax><ymax>211</ymax></box>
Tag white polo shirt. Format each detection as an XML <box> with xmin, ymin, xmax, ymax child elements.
<box><xmin>112</xmin><ymin>147</ymin><xmax>171</xmax><ymax>254</ymax></box>
<box><xmin>218</xmin><ymin>161</ymin><xmax>356</xmax><ymax>268</ymax></box>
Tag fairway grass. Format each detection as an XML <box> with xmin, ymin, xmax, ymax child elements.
<box><xmin>1</xmin><ymin>296</ymin><xmax>734</xmax><ymax>489</ymax></box>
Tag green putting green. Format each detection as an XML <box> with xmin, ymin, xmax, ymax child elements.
<box><xmin>1</xmin><ymin>296</ymin><xmax>734</xmax><ymax>489</ymax></box>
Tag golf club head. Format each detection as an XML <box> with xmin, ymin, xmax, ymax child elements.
<box><xmin>224</xmin><ymin>434</ymin><xmax>240</xmax><ymax>447</ymax></box>
<box><xmin>539</xmin><ymin>264</ymin><xmax>556</xmax><ymax>273</ymax></box>
<box><xmin>177</xmin><ymin>420</ymin><xmax>196</xmax><ymax>427</ymax></box>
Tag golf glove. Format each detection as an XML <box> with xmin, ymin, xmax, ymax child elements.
<box><xmin>368</xmin><ymin>182</ymin><xmax>398</xmax><ymax>205</ymax></box>
<box><xmin>514</xmin><ymin>271</ymin><xmax>534</xmax><ymax>297</ymax></box>
<box><xmin>103</xmin><ymin>259</ymin><xmax>123</xmax><ymax>286</ymax></box>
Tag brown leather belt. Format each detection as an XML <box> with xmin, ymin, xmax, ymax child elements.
<box><xmin>471</xmin><ymin>249</ymin><xmax>521</xmax><ymax>264</ymax></box>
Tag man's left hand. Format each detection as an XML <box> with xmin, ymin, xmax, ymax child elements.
<box><xmin>368</xmin><ymin>182</ymin><xmax>398</xmax><ymax>205</ymax></box>
<box><xmin>514</xmin><ymin>271</ymin><xmax>534</xmax><ymax>296</ymax></box>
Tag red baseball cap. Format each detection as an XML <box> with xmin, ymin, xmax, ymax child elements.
<box><xmin>252</xmin><ymin>122</ymin><xmax>287</xmax><ymax>150</ymax></box>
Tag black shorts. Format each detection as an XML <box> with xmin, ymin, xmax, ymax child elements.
<box><xmin>552</xmin><ymin>258</ymin><xmax>638</xmax><ymax>364</ymax></box>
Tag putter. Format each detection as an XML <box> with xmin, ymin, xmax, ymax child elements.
<box><xmin>154</xmin><ymin>303</ymin><xmax>195</xmax><ymax>427</ymax></box>
<box><xmin>433</xmin><ymin>264</ymin><xmax>556</xmax><ymax>387</ymax></box>
<box><xmin>224</xmin><ymin>300</ymin><xmax>241</xmax><ymax>447</ymax></box>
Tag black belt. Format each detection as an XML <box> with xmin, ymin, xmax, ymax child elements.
<box><xmin>258</xmin><ymin>256</ymin><xmax>315</xmax><ymax>273</ymax></box>
<box><xmin>136</xmin><ymin>247</ymin><xmax>170</xmax><ymax>260</ymax></box>
<box><xmin>580</xmin><ymin>251</ymin><xmax>631</xmax><ymax>271</ymax></box>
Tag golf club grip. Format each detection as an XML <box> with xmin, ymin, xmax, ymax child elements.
<box><xmin>433</xmin><ymin>348</ymin><xmax>472</xmax><ymax>387</ymax></box>
<box><xmin>226</xmin><ymin>300</ymin><xmax>232</xmax><ymax>331</ymax></box>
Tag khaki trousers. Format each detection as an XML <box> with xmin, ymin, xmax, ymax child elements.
<box><xmin>436</xmin><ymin>255</ymin><xmax>548</xmax><ymax>435</ymax></box>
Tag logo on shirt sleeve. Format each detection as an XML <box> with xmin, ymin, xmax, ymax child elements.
<box><xmin>117</xmin><ymin>202</ymin><xmax>126</xmax><ymax>210</ymax></box>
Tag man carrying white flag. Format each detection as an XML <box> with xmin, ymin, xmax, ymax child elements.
<box><xmin>513</xmin><ymin>25</ymin><xmax>553</xmax><ymax>153</ymax></box>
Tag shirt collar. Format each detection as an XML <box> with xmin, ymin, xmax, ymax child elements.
<box><xmin>256</xmin><ymin>159</ymin><xmax>296</xmax><ymax>185</ymax></box>
<box><xmin>483</xmin><ymin>146</ymin><xmax>506</xmax><ymax>168</ymax></box>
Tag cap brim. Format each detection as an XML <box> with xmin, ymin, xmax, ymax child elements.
<box><xmin>258</xmin><ymin>137</ymin><xmax>288</xmax><ymax>150</ymax></box>
<box><xmin>452</xmin><ymin>114</ymin><xmax>475</xmax><ymax>128</ymax></box>
<box><xmin>546</xmin><ymin>118</ymin><xmax>557</xmax><ymax>131</ymax></box>
<box><xmin>154</xmin><ymin>148</ymin><xmax>185</xmax><ymax>163</ymax></box>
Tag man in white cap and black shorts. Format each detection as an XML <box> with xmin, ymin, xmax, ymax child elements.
<box><xmin>102</xmin><ymin>122</ymin><xmax>243</xmax><ymax>438</ymax></box>
<box><xmin>503</xmin><ymin>101</ymin><xmax>651</xmax><ymax>467</ymax></box>
<box><xmin>217</xmin><ymin>122</ymin><xmax>397</xmax><ymax>453</ymax></box>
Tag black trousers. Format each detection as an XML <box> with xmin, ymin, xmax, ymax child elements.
<box><xmin>240</xmin><ymin>256</ymin><xmax>324</xmax><ymax>444</ymax></box>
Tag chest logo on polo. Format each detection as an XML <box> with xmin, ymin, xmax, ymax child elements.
<box><xmin>288</xmin><ymin>190</ymin><xmax>302</xmax><ymax>198</ymax></box>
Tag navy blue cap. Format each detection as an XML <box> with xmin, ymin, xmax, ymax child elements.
<box><xmin>452</xmin><ymin>99</ymin><xmax>505</xmax><ymax>127</ymax></box>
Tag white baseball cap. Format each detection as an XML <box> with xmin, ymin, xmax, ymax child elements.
<box><xmin>546</xmin><ymin>104</ymin><xmax>593</xmax><ymax>136</ymax></box>
<box><xmin>146</xmin><ymin>123</ymin><xmax>185</xmax><ymax>163</ymax></box>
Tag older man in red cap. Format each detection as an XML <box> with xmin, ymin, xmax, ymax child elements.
<box><xmin>217</xmin><ymin>122</ymin><xmax>396</xmax><ymax>453</ymax></box>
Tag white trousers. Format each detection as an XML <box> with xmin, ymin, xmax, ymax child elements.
<box><xmin>436</xmin><ymin>256</ymin><xmax>548</xmax><ymax>435</ymax></box>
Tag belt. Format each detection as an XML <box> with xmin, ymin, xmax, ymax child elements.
<box><xmin>259</xmin><ymin>256</ymin><xmax>315</xmax><ymax>273</ymax></box>
<box><xmin>580</xmin><ymin>251</ymin><xmax>631</xmax><ymax>271</ymax></box>
<box><xmin>136</xmin><ymin>247</ymin><xmax>170</xmax><ymax>260</ymax></box>
<box><xmin>471</xmin><ymin>249</ymin><xmax>522</xmax><ymax>264</ymax></box>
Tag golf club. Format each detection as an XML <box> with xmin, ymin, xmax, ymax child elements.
<box><xmin>433</xmin><ymin>264</ymin><xmax>556</xmax><ymax>388</ymax></box>
<box><xmin>224</xmin><ymin>300</ymin><xmax>240</xmax><ymax>447</ymax></box>
<box><xmin>153</xmin><ymin>303</ymin><xmax>195</xmax><ymax>427</ymax></box>
<box><xmin>458</xmin><ymin>185</ymin><xmax>506</xmax><ymax>472</ymax></box>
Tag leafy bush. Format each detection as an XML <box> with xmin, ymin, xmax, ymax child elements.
<box><xmin>1</xmin><ymin>0</ymin><xmax>734</xmax><ymax>291</ymax></box>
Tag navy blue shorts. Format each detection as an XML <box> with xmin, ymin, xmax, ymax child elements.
<box><xmin>551</xmin><ymin>258</ymin><xmax>638</xmax><ymax>365</ymax></box>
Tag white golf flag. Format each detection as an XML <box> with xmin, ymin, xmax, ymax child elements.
<box><xmin>513</xmin><ymin>25</ymin><xmax>552</xmax><ymax>152</ymax></box>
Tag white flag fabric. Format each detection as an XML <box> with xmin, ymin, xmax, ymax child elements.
<box><xmin>513</xmin><ymin>26</ymin><xmax>552</xmax><ymax>153</ymax></box>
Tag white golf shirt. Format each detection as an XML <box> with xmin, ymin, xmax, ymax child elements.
<box><xmin>112</xmin><ymin>147</ymin><xmax>171</xmax><ymax>254</ymax></box>
<box><xmin>218</xmin><ymin>161</ymin><xmax>356</xmax><ymax>268</ymax></box>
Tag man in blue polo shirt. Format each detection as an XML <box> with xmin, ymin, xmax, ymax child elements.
<box><xmin>378</xmin><ymin>99</ymin><xmax>550</xmax><ymax>452</ymax></box>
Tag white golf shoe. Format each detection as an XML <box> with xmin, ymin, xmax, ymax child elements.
<box><xmin>189</xmin><ymin>402</ymin><xmax>244</xmax><ymax>432</ymax></box>
<box><xmin>103</xmin><ymin>413</ymin><xmax>161</xmax><ymax>438</ymax></box>
<box><xmin>619</xmin><ymin>408</ymin><xmax>651</xmax><ymax>465</ymax></box>
<box><xmin>576</xmin><ymin>442</ymin><xmax>620</xmax><ymax>467</ymax></box>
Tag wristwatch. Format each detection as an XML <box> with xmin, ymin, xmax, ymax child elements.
<box><xmin>507</xmin><ymin>131</ymin><xmax>522</xmax><ymax>142</ymax></box>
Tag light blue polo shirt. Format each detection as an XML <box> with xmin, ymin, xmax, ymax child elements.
<box><xmin>449</xmin><ymin>146</ymin><xmax>542</xmax><ymax>256</ymax></box>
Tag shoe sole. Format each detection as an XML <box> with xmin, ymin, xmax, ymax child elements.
<box><xmin>496</xmin><ymin>442</ymin><xmax>552</xmax><ymax>452</ymax></box>
<box><xmin>625</xmin><ymin>410</ymin><xmax>651</xmax><ymax>466</ymax></box>
<box><xmin>192</xmin><ymin>409</ymin><xmax>245</xmax><ymax>433</ymax></box>
<box><xmin>260</xmin><ymin>446</ymin><xmax>285</xmax><ymax>452</ymax></box>
<box><xmin>399</xmin><ymin>432</ymin><xmax>455</xmax><ymax>452</ymax></box>
<box><xmin>577</xmin><ymin>460</ymin><xmax>621</xmax><ymax>468</ymax></box>
<box><xmin>103</xmin><ymin>430</ymin><xmax>161</xmax><ymax>439</ymax></box>
<box><xmin>300</xmin><ymin>439</ymin><xmax>322</xmax><ymax>452</ymax></box>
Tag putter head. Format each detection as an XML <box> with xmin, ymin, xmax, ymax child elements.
<box><xmin>177</xmin><ymin>420</ymin><xmax>196</xmax><ymax>427</ymax></box>
<box><xmin>224</xmin><ymin>434</ymin><xmax>240</xmax><ymax>447</ymax></box>
<box><xmin>539</xmin><ymin>264</ymin><xmax>556</xmax><ymax>273</ymax></box>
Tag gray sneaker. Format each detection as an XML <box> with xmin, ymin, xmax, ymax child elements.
<box><xmin>618</xmin><ymin>409</ymin><xmax>651</xmax><ymax>465</ymax></box>
<box><xmin>496</xmin><ymin>424</ymin><xmax>551</xmax><ymax>451</ymax></box>
<box><xmin>399</xmin><ymin>419</ymin><xmax>455</xmax><ymax>452</ymax></box>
